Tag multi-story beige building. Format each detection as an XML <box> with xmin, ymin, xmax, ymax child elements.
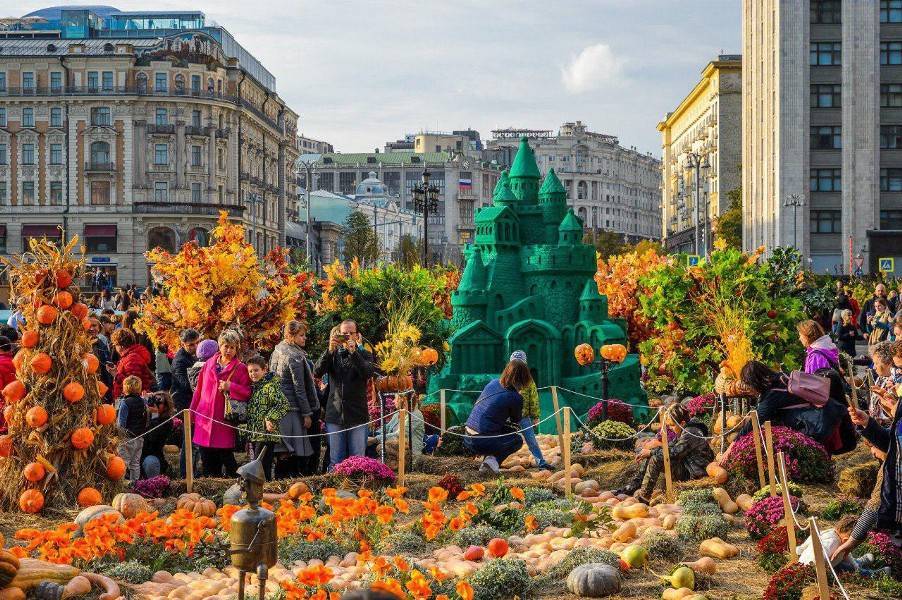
<box><xmin>743</xmin><ymin>0</ymin><xmax>902</xmax><ymax>275</ymax></box>
<box><xmin>296</xmin><ymin>134</ymin><xmax>333</xmax><ymax>154</ymax></box>
<box><xmin>0</xmin><ymin>6</ymin><xmax>299</xmax><ymax>287</ymax></box>
<box><xmin>658</xmin><ymin>56</ymin><xmax>742</xmax><ymax>253</ymax></box>
<box><xmin>487</xmin><ymin>121</ymin><xmax>662</xmax><ymax>241</ymax></box>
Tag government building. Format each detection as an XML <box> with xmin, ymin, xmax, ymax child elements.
<box><xmin>0</xmin><ymin>6</ymin><xmax>299</xmax><ymax>287</ymax></box>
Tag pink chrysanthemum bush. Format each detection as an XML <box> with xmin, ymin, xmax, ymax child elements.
<box><xmin>685</xmin><ymin>393</ymin><xmax>717</xmax><ymax>419</ymax></box>
<box><xmin>745</xmin><ymin>495</ymin><xmax>805</xmax><ymax>540</ymax></box>
<box><xmin>723</xmin><ymin>426</ymin><xmax>833</xmax><ymax>484</ymax></box>
<box><xmin>587</xmin><ymin>399</ymin><xmax>634</xmax><ymax>427</ymax></box>
<box><xmin>331</xmin><ymin>456</ymin><xmax>396</xmax><ymax>487</ymax></box>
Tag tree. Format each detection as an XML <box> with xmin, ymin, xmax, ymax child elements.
<box><xmin>343</xmin><ymin>210</ymin><xmax>379</xmax><ymax>266</ymax></box>
<box><xmin>632</xmin><ymin>239</ymin><xmax>665</xmax><ymax>256</ymax></box>
<box><xmin>715</xmin><ymin>187</ymin><xmax>742</xmax><ymax>250</ymax></box>
<box><xmin>396</xmin><ymin>234</ymin><xmax>420</xmax><ymax>269</ymax></box>
<box><xmin>583</xmin><ymin>231</ymin><xmax>627</xmax><ymax>258</ymax></box>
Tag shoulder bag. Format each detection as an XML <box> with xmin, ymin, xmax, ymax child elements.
<box><xmin>221</xmin><ymin>366</ymin><xmax>247</xmax><ymax>424</ymax></box>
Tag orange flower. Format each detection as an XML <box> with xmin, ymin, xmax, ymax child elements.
<box><xmin>394</xmin><ymin>498</ymin><xmax>410</xmax><ymax>513</ymax></box>
<box><xmin>393</xmin><ymin>555</ymin><xmax>410</xmax><ymax>572</ymax></box>
<box><xmin>457</xmin><ymin>580</ymin><xmax>474</xmax><ymax>600</ymax></box>
<box><xmin>297</xmin><ymin>565</ymin><xmax>334</xmax><ymax>587</ymax></box>
<box><xmin>406</xmin><ymin>570</ymin><xmax>432</xmax><ymax>599</ymax></box>
<box><xmin>456</xmin><ymin>490</ymin><xmax>472</xmax><ymax>501</ymax></box>
<box><xmin>510</xmin><ymin>487</ymin><xmax>525</xmax><ymax>501</ymax></box>
<box><xmin>525</xmin><ymin>514</ymin><xmax>538</xmax><ymax>532</ymax></box>
<box><xmin>385</xmin><ymin>486</ymin><xmax>408</xmax><ymax>499</ymax></box>
<box><xmin>428</xmin><ymin>487</ymin><xmax>449</xmax><ymax>503</ymax></box>
<box><xmin>449</xmin><ymin>517</ymin><xmax>464</xmax><ymax>531</ymax></box>
<box><xmin>371</xmin><ymin>578</ymin><xmax>405</xmax><ymax>599</ymax></box>
<box><xmin>375</xmin><ymin>505</ymin><xmax>395</xmax><ymax>524</ymax></box>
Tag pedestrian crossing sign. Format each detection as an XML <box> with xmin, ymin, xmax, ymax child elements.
<box><xmin>687</xmin><ymin>255</ymin><xmax>700</xmax><ymax>267</ymax></box>
<box><xmin>879</xmin><ymin>257</ymin><xmax>895</xmax><ymax>273</ymax></box>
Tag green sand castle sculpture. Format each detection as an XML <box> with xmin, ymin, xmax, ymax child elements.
<box><xmin>428</xmin><ymin>137</ymin><xmax>648</xmax><ymax>431</ymax></box>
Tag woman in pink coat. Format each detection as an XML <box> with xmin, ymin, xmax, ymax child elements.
<box><xmin>190</xmin><ymin>329</ymin><xmax>251</xmax><ymax>477</ymax></box>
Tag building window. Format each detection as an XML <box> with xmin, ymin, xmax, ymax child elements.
<box><xmin>50</xmin><ymin>181</ymin><xmax>62</xmax><ymax>205</ymax></box>
<box><xmin>84</xmin><ymin>225</ymin><xmax>117</xmax><ymax>252</ymax></box>
<box><xmin>154</xmin><ymin>143</ymin><xmax>169</xmax><ymax>165</ymax></box>
<box><xmin>90</xmin><ymin>141</ymin><xmax>110</xmax><ymax>166</ymax></box>
<box><xmin>0</xmin><ymin>181</ymin><xmax>6</xmax><ymax>205</ymax></box>
<box><xmin>50</xmin><ymin>143</ymin><xmax>62</xmax><ymax>165</ymax></box>
<box><xmin>22</xmin><ymin>181</ymin><xmax>34</xmax><ymax>204</ymax></box>
<box><xmin>0</xmin><ymin>108</ymin><xmax>5</xmax><ymax>126</ymax></box>
<box><xmin>50</xmin><ymin>107</ymin><xmax>62</xmax><ymax>127</ymax></box>
<box><xmin>191</xmin><ymin>145</ymin><xmax>202</xmax><ymax>167</ymax></box>
<box><xmin>881</xmin><ymin>0</ymin><xmax>902</xmax><ymax>23</ymax></box>
<box><xmin>811</xmin><ymin>0</ymin><xmax>841</xmax><ymax>23</ymax></box>
<box><xmin>339</xmin><ymin>172</ymin><xmax>356</xmax><ymax>194</ymax></box>
<box><xmin>87</xmin><ymin>71</ymin><xmax>98</xmax><ymax>92</ymax></box>
<box><xmin>192</xmin><ymin>109</ymin><xmax>201</xmax><ymax>127</ymax></box>
<box><xmin>882</xmin><ymin>125</ymin><xmax>902</xmax><ymax>149</ymax></box>
<box><xmin>191</xmin><ymin>182</ymin><xmax>202</xmax><ymax>202</ymax></box>
<box><xmin>191</xmin><ymin>74</ymin><xmax>201</xmax><ymax>92</ymax></box>
<box><xmin>811</xmin><ymin>125</ymin><xmax>842</xmax><ymax>149</ymax></box>
<box><xmin>50</xmin><ymin>72</ymin><xmax>62</xmax><ymax>93</ymax></box>
<box><xmin>153</xmin><ymin>181</ymin><xmax>168</xmax><ymax>201</ymax></box>
<box><xmin>22</xmin><ymin>107</ymin><xmax>34</xmax><ymax>127</ymax></box>
<box><xmin>218</xmin><ymin>184</ymin><xmax>224</xmax><ymax>203</ymax></box>
<box><xmin>880</xmin><ymin>209</ymin><xmax>902</xmax><ymax>228</ymax></box>
<box><xmin>22</xmin><ymin>71</ymin><xmax>34</xmax><ymax>91</ymax></box>
<box><xmin>22</xmin><ymin>144</ymin><xmax>34</xmax><ymax>165</ymax></box>
<box><xmin>810</xmin><ymin>168</ymin><xmax>841</xmax><ymax>192</ymax></box>
<box><xmin>881</xmin><ymin>167</ymin><xmax>902</xmax><ymax>191</ymax></box>
<box><xmin>154</xmin><ymin>72</ymin><xmax>167</xmax><ymax>92</ymax></box>
<box><xmin>810</xmin><ymin>210</ymin><xmax>842</xmax><ymax>234</ymax></box>
<box><xmin>811</xmin><ymin>84</ymin><xmax>841</xmax><ymax>107</ymax></box>
<box><xmin>0</xmin><ymin>73</ymin><xmax>6</xmax><ymax>92</ymax></box>
<box><xmin>881</xmin><ymin>41</ymin><xmax>902</xmax><ymax>65</ymax></box>
<box><xmin>101</xmin><ymin>71</ymin><xmax>113</xmax><ymax>91</ymax></box>
<box><xmin>810</xmin><ymin>42</ymin><xmax>841</xmax><ymax>65</ymax></box>
<box><xmin>0</xmin><ymin>144</ymin><xmax>6</xmax><ymax>165</ymax></box>
<box><xmin>90</xmin><ymin>106</ymin><xmax>111</xmax><ymax>126</ymax></box>
<box><xmin>155</xmin><ymin>108</ymin><xmax>168</xmax><ymax>125</ymax></box>
<box><xmin>90</xmin><ymin>181</ymin><xmax>110</xmax><ymax>205</ymax></box>
<box><xmin>218</xmin><ymin>148</ymin><xmax>224</xmax><ymax>170</ymax></box>
<box><xmin>882</xmin><ymin>83</ymin><xmax>902</xmax><ymax>107</ymax></box>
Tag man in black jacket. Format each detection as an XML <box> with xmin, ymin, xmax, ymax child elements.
<box><xmin>858</xmin><ymin>283</ymin><xmax>894</xmax><ymax>330</ymax></box>
<box><xmin>171</xmin><ymin>328</ymin><xmax>199</xmax><ymax>477</ymax></box>
<box><xmin>314</xmin><ymin>319</ymin><xmax>375</xmax><ymax>470</ymax></box>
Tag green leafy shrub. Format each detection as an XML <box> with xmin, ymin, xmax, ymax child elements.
<box><xmin>752</xmin><ymin>482</ymin><xmax>803</xmax><ymax>503</ymax></box>
<box><xmin>470</xmin><ymin>559</ymin><xmax>530</xmax><ymax>600</ymax></box>
<box><xmin>589</xmin><ymin>420</ymin><xmax>637</xmax><ymax>450</ymax></box>
<box><xmin>379</xmin><ymin>530</ymin><xmax>431</xmax><ymax>555</ymax></box>
<box><xmin>472</xmin><ymin>507</ymin><xmax>522</xmax><ymax>534</ymax></box>
<box><xmin>676</xmin><ymin>514</ymin><xmax>729</xmax><ymax>543</ymax></box>
<box><xmin>820</xmin><ymin>497</ymin><xmax>862</xmax><ymax>521</ymax></box>
<box><xmin>642</xmin><ymin>532</ymin><xmax>684</xmax><ymax>561</ymax></box>
<box><xmin>678</xmin><ymin>489</ymin><xmax>715</xmax><ymax>505</ymax></box>
<box><xmin>279</xmin><ymin>539</ymin><xmax>350</xmax><ymax>564</ymax></box>
<box><xmin>522</xmin><ymin>487</ymin><xmax>558</xmax><ymax>507</ymax></box>
<box><xmin>529</xmin><ymin>506</ymin><xmax>572</xmax><ymax>530</ymax></box>
<box><xmin>104</xmin><ymin>561</ymin><xmax>154</xmax><ymax>584</ymax></box>
<box><xmin>191</xmin><ymin>534</ymin><xmax>231</xmax><ymax>571</ymax></box>
<box><xmin>453</xmin><ymin>525</ymin><xmax>502</xmax><ymax>549</ymax></box>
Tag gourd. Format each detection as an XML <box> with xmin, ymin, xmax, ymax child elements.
<box><xmin>74</xmin><ymin>506</ymin><xmax>123</xmax><ymax>532</ymax></box>
<box><xmin>20</xmin><ymin>331</ymin><xmax>39</xmax><ymax>349</ymax></box>
<box><xmin>565</xmin><ymin>563</ymin><xmax>621</xmax><ymax>597</ymax></box>
<box><xmin>23</xmin><ymin>462</ymin><xmax>46</xmax><ymax>482</ymax></box>
<box><xmin>19</xmin><ymin>489</ymin><xmax>45</xmax><ymax>513</ymax></box>
<box><xmin>620</xmin><ymin>544</ymin><xmax>648</xmax><ymax>568</ymax></box>
<box><xmin>77</xmin><ymin>487</ymin><xmax>102</xmax><ymax>508</ymax></box>
<box><xmin>112</xmin><ymin>493</ymin><xmax>150</xmax><ymax>518</ymax></box>
<box><xmin>0</xmin><ymin>589</ymin><xmax>25</xmax><ymax>600</ymax></box>
<box><xmin>106</xmin><ymin>456</ymin><xmax>126</xmax><ymax>481</ymax></box>
<box><xmin>661</xmin><ymin>588</ymin><xmax>695</xmax><ymax>600</ymax></box>
<box><xmin>418</xmin><ymin>347</ymin><xmax>439</xmax><ymax>366</ymax></box>
<box><xmin>82</xmin><ymin>354</ymin><xmax>99</xmax><ymax>375</ymax></box>
<box><xmin>26</xmin><ymin>406</ymin><xmax>49</xmax><ymax>428</ymax></box>
<box><xmin>176</xmin><ymin>493</ymin><xmax>216</xmax><ymax>516</ymax></box>
<box><xmin>735</xmin><ymin>494</ymin><xmax>754</xmax><ymax>512</ymax></box>
<box><xmin>62</xmin><ymin>382</ymin><xmax>85</xmax><ymax>404</ymax></box>
<box><xmin>61</xmin><ymin>576</ymin><xmax>92</xmax><ymax>599</ymax></box>
<box><xmin>287</xmin><ymin>482</ymin><xmax>310</xmax><ymax>499</ymax></box>
<box><xmin>69</xmin><ymin>303</ymin><xmax>89</xmax><ymax>321</ymax></box>
<box><xmin>0</xmin><ymin>548</ymin><xmax>21</xmax><ymax>588</ymax></box>
<box><xmin>681</xmin><ymin>557</ymin><xmax>716</xmax><ymax>576</ymax></box>
<box><xmin>600</xmin><ymin>344</ymin><xmax>627</xmax><ymax>363</ymax></box>
<box><xmin>36</xmin><ymin>306</ymin><xmax>58</xmax><ymax>326</ymax></box>
<box><xmin>3</xmin><ymin>380</ymin><xmax>26</xmax><ymax>404</ymax></box>
<box><xmin>661</xmin><ymin>514</ymin><xmax>678</xmax><ymax>530</ymax></box>
<box><xmin>30</xmin><ymin>353</ymin><xmax>53</xmax><ymax>375</ymax></box>
<box><xmin>9</xmin><ymin>559</ymin><xmax>81</xmax><ymax>590</ymax></box>
<box><xmin>0</xmin><ymin>435</ymin><xmax>12</xmax><ymax>457</ymax></box>
<box><xmin>612</xmin><ymin>503</ymin><xmax>648</xmax><ymax>520</ymax></box>
<box><xmin>611</xmin><ymin>522</ymin><xmax>637</xmax><ymax>543</ymax></box>
<box><xmin>698</xmin><ymin>537</ymin><xmax>738</xmax><ymax>559</ymax></box>
<box><xmin>705</xmin><ymin>462</ymin><xmax>728</xmax><ymax>484</ymax></box>
<box><xmin>711</xmin><ymin>488</ymin><xmax>738</xmax><ymax>514</ymax></box>
<box><xmin>487</xmin><ymin>538</ymin><xmax>509</xmax><ymax>558</ymax></box>
<box><xmin>81</xmin><ymin>573</ymin><xmax>120</xmax><ymax>600</ymax></box>
<box><xmin>55</xmin><ymin>270</ymin><xmax>73</xmax><ymax>289</ymax></box>
<box><xmin>660</xmin><ymin>566</ymin><xmax>695</xmax><ymax>590</ymax></box>
<box><xmin>71</xmin><ymin>428</ymin><xmax>94</xmax><ymax>450</ymax></box>
<box><xmin>95</xmin><ymin>405</ymin><xmax>116</xmax><ymax>426</ymax></box>
<box><xmin>375</xmin><ymin>374</ymin><xmax>413</xmax><ymax>392</ymax></box>
<box><xmin>54</xmin><ymin>291</ymin><xmax>73</xmax><ymax>310</ymax></box>
<box><xmin>575</xmin><ymin>344</ymin><xmax>595</xmax><ymax>366</ymax></box>
<box><xmin>463</xmin><ymin>546</ymin><xmax>484</xmax><ymax>561</ymax></box>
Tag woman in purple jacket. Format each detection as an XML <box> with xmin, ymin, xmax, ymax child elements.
<box><xmin>798</xmin><ymin>320</ymin><xmax>840</xmax><ymax>373</ymax></box>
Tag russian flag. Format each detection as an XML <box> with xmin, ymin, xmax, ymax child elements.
<box><xmin>459</xmin><ymin>178</ymin><xmax>472</xmax><ymax>189</ymax></box>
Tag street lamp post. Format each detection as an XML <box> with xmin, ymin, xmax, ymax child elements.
<box><xmin>412</xmin><ymin>167</ymin><xmax>440</xmax><ymax>267</ymax></box>
<box><xmin>783</xmin><ymin>193</ymin><xmax>805</xmax><ymax>250</ymax></box>
<box><xmin>684</xmin><ymin>152</ymin><xmax>710</xmax><ymax>256</ymax></box>
<box><xmin>295</xmin><ymin>157</ymin><xmax>318</xmax><ymax>264</ymax></box>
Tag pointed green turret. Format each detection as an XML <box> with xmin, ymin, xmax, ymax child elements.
<box><xmin>492</xmin><ymin>170</ymin><xmax>509</xmax><ymax>200</ymax></box>
<box><xmin>459</xmin><ymin>246</ymin><xmax>487</xmax><ymax>289</ymax></box>
<box><xmin>508</xmin><ymin>136</ymin><xmax>541</xmax><ymax>204</ymax></box>
<box><xmin>579</xmin><ymin>278</ymin><xmax>602</xmax><ymax>302</ymax></box>
<box><xmin>493</xmin><ymin>177</ymin><xmax>518</xmax><ymax>206</ymax></box>
<box><xmin>558</xmin><ymin>208</ymin><xmax>583</xmax><ymax>246</ymax></box>
<box><xmin>539</xmin><ymin>168</ymin><xmax>566</xmax><ymax>199</ymax></box>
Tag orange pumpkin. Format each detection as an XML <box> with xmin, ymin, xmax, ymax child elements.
<box><xmin>19</xmin><ymin>489</ymin><xmax>45</xmax><ymax>513</ymax></box>
<box><xmin>600</xmin><ymin>344</ymin><xmax>627</xmax><ymax>364</ymax></box>
<box><xmin>83</xmin><ymin>353</ymin><xmax>100</xmax><ymax>375</ymax></box>
<box><xmin>55</xmin><ymin>269</ymin><xmax>73</xmax><ymax>289</ymax></box>
<box><xmin>71</xmin><ymin>427</ymin><xmax>94</xmax><ymax>450</ymax></box>
<box><xmin>95</xmin><ymin>404</ymin><xmax>116</xmax><ymax>426</ymax></box>
<box><xmin>3</xmin><ymin>405</ymin><xmax>14</xmax><ymax>423</ymax></box>
<box><xmin>574</xmin><ymin>343</ymin><xmax>595</xmax><ymax>366</ymax></box>
<box><xmin>81</xmin><ymin>317</ymin><xmax>93</xmax><ymax>331</ymax></box>
<box><xmin>419</xmin><ymin>347</ymin><xmax>439</xmax><ymax>366</ymax></box>
<box><xmin>2</xmin><ymin>380</ymin><xmax>25</xmax><ymax>404</ymax></box>
<box><xmin>23</xmin><ymin>462</ymin><xmax>46</xmax><ymax>482</ymax></box>
<box><xmin>54</xmin><ymin>291</ymin><xmax>73</xmax><ymax>309</ymax></box>
<box><xmin>375</xmin><ymin>374</ymin><xmax>413</xmax><ymax>392</ymax></box>
<box><xmin>20</xmin><ymin>330</ymin><xmax>39</xmax><ymax>349</ymax></box>
<box><xmin>63</xmin><ymin>381</ymin><xmax>85</xmax><ymax>403</ymax></box>
<box><xmin>96</xmin><ymin>381</ymin><xmax>109</xmax><ymax>398</ymax></box>
<box><xmin>77</xmin><ymin>487</ymin><xmax>102</xmax><ymax>507</ymax></box>
<box><xmin>12</xmin><ymin>349</ymin><xmax>28</xmax><ymax>372</ymax></box>
<box><xmin>0</xmin><ymin>435</ymin><xmax>13</xmax><ymax>457</ymax></box>
<box><xmin>487</xmin><ymin>537</ymin><xmax>509</xmax><ymax>558</ymax></box>
<box><xmin>30</xmin><ymin>353</ymin><xmax>52</xmax><ymax>375</ymax></box>
<box><xmin>70</xmin><ymin>303</ymin><xmax>89</xmax><ymax>321</ymax></box>
<box><xmin>106</xmin><ymin>456</ymin><xmax>126</xmax><ymax>481</ymax></box>
<box><xmin>36</xmin><ymin>305</ymin><xmax>58</xmax><ymax>325</ymax></box>
<box><xmin>26</xmin><ymin>406</ymin><xmax>48</xmax><ymax>428</ymax></box>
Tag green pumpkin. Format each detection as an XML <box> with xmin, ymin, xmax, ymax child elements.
<box><xmin>566</xmin><ymin>563</ymin><xmax>621</xmax><ymax>597</ymax></box>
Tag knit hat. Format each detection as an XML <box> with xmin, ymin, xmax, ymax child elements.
<box><xmin>196</xmin><ymin>339</ymin><xmax>219</xmax><ymax>361</ymax></box>
<box><xmin>509</xmin><ymin>350</ymin><xmax>528</xmax><ymax>365</ymax></box>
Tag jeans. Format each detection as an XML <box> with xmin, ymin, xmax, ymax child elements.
<box><xmin>519</xmin><ymin>417</ymin><xmax>548</xmax><ymax>467</ymax></box>
<box><xmin>463</xmin><ymin>432</ymin><xmax>523</xmax><ymax>465</ymax></box>
<box><xmin>119</xmin><ymin>438</ymin><xmax>144</xmax><ymax>481</ymax></box>
<box><xmin>325</xmin><ymin>423</ymin><xmax>368</xmax><ymax>469</ymax></box>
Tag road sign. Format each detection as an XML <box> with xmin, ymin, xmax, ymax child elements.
<box><xmin>687</xmin><ymin>255</ymin><xmax>700</xmax><ymax>267</ymax></box>
<box><xmin>878</xmin><ymin>257</ymin><xmax>895</xmax><ymax>274</ymax></box>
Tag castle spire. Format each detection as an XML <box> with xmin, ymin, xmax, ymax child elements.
<box><xmin>492</xmin><ymin>170</ymin><xmax>509</xmax><ymax>199</ymax></box>
<box><xmin>558</xmin><ymin>208</ymin><xmax>584</xmax><ymax>246</ymax></box>
<box><xmin>459</xmin><ymin>246</ymin><xmax>487</xmax><ymax>289</ymax></box>
<box><xmin>539</xmin><ymin>168</ymin><xmax>566</xmax><ymax>200</ymax></box>
<box><xmin>508</xmin><ymin>136</ymin><xmax>541</xmax><ymax>204</ymax></box>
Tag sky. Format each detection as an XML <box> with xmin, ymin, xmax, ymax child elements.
<box><xmin>16</xmin><ymin>0</ymin><xmax>741</xmax><ymax>156</ymax></box>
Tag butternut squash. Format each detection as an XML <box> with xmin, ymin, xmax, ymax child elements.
<box><xmin>698</xmin><ymin>537</ymin><xmax>739</xmax><ymax>559</ymax></box>
<box><xmin>611</xmin><ymin>522</ymin><xmax>637</xmax><ymax>543</ymax></box>
<box><xmin>61</xmin><ymin>576</ymin><xmax>92</xmax><ymax>599</ymax></box>
<box><xmin>9</xmin><ymin>559</ymin><xmax>81</xmax><ymax>590</ymax></box>
<box><xmin>705</xmin><ymin>462</ymin><xmax>728</xmax><ymax>484</ymax></box>
<box><xmin>662</xmin><ymin>587</ymin><xmax>695</xmax><ymax>600</ymax></box>
<box><xmin>611</xmin><ymin>503</ymin><xmax>649</xmax><ymax>520</ymax></box>
<box><xmin>711</xmin><ymin>488</ymin><xmax>739</xmax><ymax>514</ymax></box>
<box><xmin>735</xmin><ymin>494</ymin><xmax>755</xmax><ymax>512</ymax></box>
<box><xmin>681</xmin><ymin>556</ymin><xmax>717</xmax><ymax>576</ymax></box>
<box><xmin>81</xmin><ymin>573</ymin><xmax>119</xmax><ymax>600</ymax></box>
<box><xmin>661</xmin><ymin>514</ymin><xmax>679</xmax><ymax>530</ymax></box>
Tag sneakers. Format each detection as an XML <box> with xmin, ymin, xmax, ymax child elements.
<box><xmin>479</xmin><ymin>456</ymin><xmax>500</xmax><ymax>474</ymax></box>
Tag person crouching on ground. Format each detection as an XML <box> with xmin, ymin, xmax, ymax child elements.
<box><xmin>617</xmin><ymin>403</ymin><xmax>713</xmax><ymax>504</ymax></box>
<box><xmin>117</xmin><ymin>375</ymin><xmax>148</xmax><ymax>481</ymax></box>
<box><xmin>464</xmin><ymin>359</ymin><xmax>531</xmax><ymax>474</ymax></box>
<box><xmin>246</xmin><ymin>354</ymin><xmax>290</xmax><ymax>481</ymax></box>
<box><xmin>509</xmin><ymin>350</ymin><xmax>551</xmax><ymax>470</ymax></box>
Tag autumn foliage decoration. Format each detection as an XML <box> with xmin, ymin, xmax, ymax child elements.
<box><xmin>0</xmin><ymin>237</ymin><xmax>120</xmax><ymax>512</ymax></box>
<box><xmin>136</xmin><ymin>211</ymin><xmax>315</xmax><ymax>352</ymax></box>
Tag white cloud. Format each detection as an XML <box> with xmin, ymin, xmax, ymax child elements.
<box><xmin>561</xmin><ymin>43</ymin><xmax>624</xmax><ymax>94</ymax></box>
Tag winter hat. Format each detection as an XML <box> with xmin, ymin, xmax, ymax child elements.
<box><xmin>509</xmin><ymin>350</ymin><xmax>528</xmax><ymax>365</ymax></box>
<box><xmin>196</xmin><ymin>339</ymin><xmax>219</xmax><ymax>361</ymax></box>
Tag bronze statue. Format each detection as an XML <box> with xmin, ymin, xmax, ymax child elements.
<box><xmin>230</xmin><ymin>447</ymin><xmax>277</xmax><ymax>600</ymax></box>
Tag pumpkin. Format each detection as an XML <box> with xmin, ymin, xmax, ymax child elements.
<box><xmin>55</xmin><ymin>270</ymin><xmax>73</xmax><ymax>289</ymax></box>
<box><xmin>12</xmin><ymin>350</ymin><xmax>27</xmax><ymax>372</ymax></box>
<box><xmin>70</xmin><ymin>303</ymin><xmax>89</xmax><ymax>321</ymax></box>
<box><xmin>574</xmin><ymin>343</ymin><xmax>595</xmax><ymax>366</ymax></box>
<box><xmin>62</xmin><ymin>381</ymin><xmax>85</xmax><ymax>404</ymax></box>
<box><xmin>82</xmin><ymin>353</ymin><xmax>99</xmax><ymax>375</ymax></box>
<box><xmin>111</xmin><ymin>493</ymin><xmax>150</xmax><ymax>518</ymax></box>
<box><xmin>62</xmin><ymin>576</ymin><xmax>92</xmax><ymax>599</ymax></box>
<box><xmin>19</xmin><ymin>489</ymin><xmax>45</xmax><ymax>513</ymax></box>
<box><xmin>0</xmin><ymin>435</ymin><xmax>12</xmax><ymax>457</ymax></box>
<box><xmin>30</xmin><ymin>353</ymin><xmax>52</xmax><ymax>375</ymax></box>
<box><xmin>600</xmin><ymin>344</ymin><xmax>628</xmax><ymax>363</ymax></box>
<box><xmin>620</xmin><ymin>544</ymin><xmax>648</xmax><ymax>568</ymax></box>
<box><xmin>36</xmin><ymin>306</ymin><xmax>58</xmax><ymax>326</ymax></box>
<box><xmin>463</xmin><ymin>546</ymin><xmax>484</xmax><ymax>561</ymax></box>
<box><xmin>566</xmin><ymin>563</ymin><xmax>621</xmax><ymax>597</ymax></box>
<box><xmin>287</xmin><ymin>481</ymin><xmax>310</xmax><ymax>499</ymax></box>
<box><xmin>0</xmin><ymin>549</ymin><xmax>20</xmax><ymax>588</ymax></box>
<box><xmin>2</xmin><ymin>380</ymin><xmax>26</xmax><ymax>404</ymax></box>
<box><xmin>0</xmin><ymin>587</ymin><xmax>24</xmax><ymax>600</ymax></box>
<box><xmin>9</xmin><ymin>558</ymin><xmax>80</xmax><ymax>590</ymax></box>
<box><xmin>20</xmin><ymin>331</ymin><xmax>39</xmax><ymax>349</ymax></box>
<box><xmin>705</xmin><ymin>462</ymin><xmax>728</xmax><ymax>484</ymax></box>
<box><xmin>53</xmin><ymin>291</ymin><xmax>73</xmax><ymax>310</ymax></box>
<box><xmin>419</xmin><ymin>347</ymin><xmax>439</xmax><ymax>366</ymax></box>
<box><xmin>74</xmin><ymin>505</ymin><xmax>123</xmax><ymax>532</ymax></box>
<box><xmin>176</xmin><ymin>493</ymin><xmax>217</xmax><ymax>517</ymax></box>
<box><xmin>106</xmin><ymin>456</ymin><xmax>126</xmax><ymax>481</ymax></box>
<box><xmin>26</xmin><ymin>406</ymin><xmax>48</xmax><ymax>428</ymax></box>
<box><xmin>96</xmin><ymin>381</ymin><xmax>108</xmax><ymax>398</ymax></box>
<box><xmin>71</xmin><ymin>428</ymin><xmax>94</xmax><ymax>450</ymax></box>
<box><xmin>81</xmin><ymin>317</ymin><xmax>92</xmax><ymax>331</ymax></box>
<box><xmin>77</xmin><ymin>487</ymin><xmax>102</xmax><ymax>508</ymax></box>
<box><xmin>375</xmin><ymin>374</ymin><xmax>413</xmax><ymax>393</ymax></box>
<box><xmin>23</xmin><ymin>463</ymin><xmax>45</xmax><ymax>483</ymax></box>
<box><xmin>487</xmin><ymin>538</ymin><xmax>509</xmax><ymax>558</ymax></box>
<box><xmin>95</xmin><ymin>404</ymin><xmax>116</xmax><ymax>426</ymax></box>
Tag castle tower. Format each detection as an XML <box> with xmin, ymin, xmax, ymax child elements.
<box><xmin>451</xmin><ymin>247</ymin><xmax>490</xmax><ymax>328</ymax></box>
<box><xmin>578</xmin><ymin>279</ymin><xmax>609</xmax><ymax>323</ymax></box>
<box><xmin>539</xmin><ymin>168</ymin><xmax>568</xmax><ymax>243</ymax></box>
<box><xmin>492</xmin><ymin>170</ymin><xmax>509</xmax><ymax>199</ymax></box>
<box><xmin>558</xmin><ymin>208</ymin><xmax>584</xmax><ymax>246</ymax></box>
<box><xmin>508</xmin><ymin>136</ymin><xmax>541</xmax><ymax>204</ymax></box>
<box><xmin>493</xmin><ymin>177</ymin><xmax>518</xmax><ymax>208</ymax></box>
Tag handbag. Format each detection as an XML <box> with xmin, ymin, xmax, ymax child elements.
<box><xmin>221</xmin><ymin>367</ymin><xmax>247</xmax><ymax>424</ymax></box>
<box><xmin>786</xmin><ymin>370</ymin><xmax>831</xmax><ymax>408</ymax></box>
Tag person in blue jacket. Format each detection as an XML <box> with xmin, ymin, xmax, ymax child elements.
<box><xmin>464</xmin><ymin>359</ymin><xmax>532</xmax><ymax>474</ymax></box>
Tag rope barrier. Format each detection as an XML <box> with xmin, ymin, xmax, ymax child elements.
<box><xmin>186</xmin><ymin>408</ymin><xmax>401</xmax><ymax>439</ymax></box>
<box><xmin>439</xmin><ymin>408</ymin><xmax>566</xmax><ymax>439</ymax></box>
<box><xmin>127</xmin><ymin>409</ymin><xmax>185</xmax><ymax>442</ymax></box>
<box><xmin>571</xmin><ymin>407</ymin><xmax>664</xmax><ymax>442</ymax></box>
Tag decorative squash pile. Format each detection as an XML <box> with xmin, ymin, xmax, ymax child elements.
<box><xmin>0</xmin><ymin>238</ymin><xmax>121</xmax><ymax>512</ymax></box>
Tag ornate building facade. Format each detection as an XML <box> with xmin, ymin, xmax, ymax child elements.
<box><xmin>0</xmin><ymin>6</ymin><xmax>299</xmax><ymax>286</ymax></box>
